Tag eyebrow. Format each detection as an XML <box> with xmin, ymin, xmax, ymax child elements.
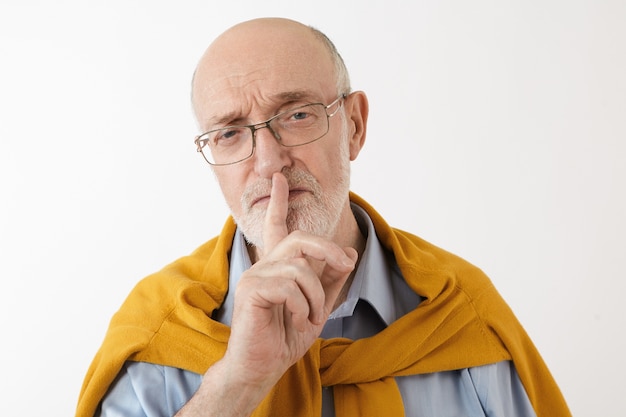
<box><xmin>271</xmin><ymin>90</ymin><xmax>319</xmax><ymax>103</ymax></box>
<box><xmin>206</xmin><ymin>90</ymin><xmax>321</xmax><ymax>129</ymax></box>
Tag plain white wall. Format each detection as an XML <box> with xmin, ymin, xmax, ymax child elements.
<box><xmin>1</xmin><ymin>1</ymin><xmax>624</xmax><ymax>416</ymax></box>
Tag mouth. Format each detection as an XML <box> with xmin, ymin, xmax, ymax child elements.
<box><xmin>251</xmin><ymin>188</ymin><xmax>310</xmax><ymax>208</ymax></box>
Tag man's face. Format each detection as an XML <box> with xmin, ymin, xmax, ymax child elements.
<box><xmin>192</xmin><ymin>20</ymin><xmax>356</xmax><ymax>250</ymax></box>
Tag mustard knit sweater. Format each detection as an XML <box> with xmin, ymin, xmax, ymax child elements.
<box><xmin>76</xmin><ymin>193</ymin><xmax>570</xmax><ymax>417</ymax></box>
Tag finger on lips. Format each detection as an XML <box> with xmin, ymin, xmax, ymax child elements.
<box><xmin>263</xmin><ymin>172</ymin><xmax>290</xmax><ymax>252</ymax></box>
<box><xmin>249</xmin><ymin>171</ymin><xmax>357</xmax><ymax>326</ymax></box>
<box><xmin>263</xmin><ymin>172</ymin><xmax>355</xmax><ymax>272</ymax></box>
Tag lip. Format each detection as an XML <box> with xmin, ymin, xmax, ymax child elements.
<box><xmin>251</xmin><ymin>195</ymin><xmax>270</xmax><ymax>207</ymax></box>
<box><xmin>251</xmin><ymin>188</ymin><xmax>309</xmax><ymax>207</ymax></box>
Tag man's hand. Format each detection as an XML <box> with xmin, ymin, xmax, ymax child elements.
<box><xmin>177</xmin><ymin>172</ymin><xmax>357</xmax><ymax>417</ymax></box>
<box><xmin>224</xmin><ymin>172</ymin><xmax>358</xmax><ymax>388</ymax></box>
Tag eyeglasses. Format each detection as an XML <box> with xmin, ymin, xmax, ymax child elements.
<box><xmin>194</xmin><ymin>94</ymin><xmax>346</xmax><ymax>166</ymax></box>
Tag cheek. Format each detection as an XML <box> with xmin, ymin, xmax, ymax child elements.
<box><xmin>307</xmin><ymin>155</ymin><xmax>347</xmax><ymax>196</ymax></box>
<box><xmin>321</xmin><ymin>138</ymin><xmax>350</xmax><ymax>173</ymax></box>
<box><xmin>214</xmin><ymin>171</ymin><xmax>246</xmax><ymax>213</ymax></box>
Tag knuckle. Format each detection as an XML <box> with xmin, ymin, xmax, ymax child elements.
<box><xmin>282</xmin><ymin>278</ymin><xmax>301</xmax><ymax>293</ymax></box>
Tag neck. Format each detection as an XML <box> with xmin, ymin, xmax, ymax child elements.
<box><xmin>328</xmin><ymin>203</ymin><xmax>366</xmax><ymax>310</ymax></box>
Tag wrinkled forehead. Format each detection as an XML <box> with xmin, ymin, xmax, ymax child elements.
<box><xmin>192</xmin><ymin>20</ymin><xmax>337</xmax><ymax>126</ymax></box>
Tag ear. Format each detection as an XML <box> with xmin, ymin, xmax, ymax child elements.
<box><xmin>344</xmin><ymin>91</ymin><xmax>369</xmax><ymax>161</ymax></box>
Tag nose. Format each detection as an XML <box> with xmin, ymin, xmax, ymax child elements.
<box><xmin>252</xmin><ymin>124</ymin><xmax>292</xmax><ymax>179</ymax></box>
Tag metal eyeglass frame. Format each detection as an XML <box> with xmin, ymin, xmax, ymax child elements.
<box><xmin>194</xmin><ymin>93</ymin><xmax>347</xmax><ymax>166</ymax></box>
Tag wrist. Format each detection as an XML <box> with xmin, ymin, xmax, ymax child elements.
<box><xmin>175</xmin><ymin>357</ymin><xmax>271</xmax><ymax>417</ymax></box>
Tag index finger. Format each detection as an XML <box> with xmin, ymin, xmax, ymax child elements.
<box><xmin>262</xmin><ymin>172</ymin><xmax>289</xmax><ymax>252</ymax></box>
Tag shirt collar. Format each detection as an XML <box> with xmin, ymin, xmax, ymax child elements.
<box><xmin>327</xmin><ymin>203</ymin><xmax>396</xmax><ymax>325</ymax></box>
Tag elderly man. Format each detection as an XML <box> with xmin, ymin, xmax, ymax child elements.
<box><xmin>77</xmin><ymin>17</ymin><xmax>570</xmax><ymax>417</ymax></box>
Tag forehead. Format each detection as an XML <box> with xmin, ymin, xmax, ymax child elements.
<box><xmin>192</xmin><ymin>21</ymin><xmax>337</xmax><ymax>126</ymax></box>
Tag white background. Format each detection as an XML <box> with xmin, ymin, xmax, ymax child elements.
<box><xmin>1</xmin><ymin>1</ymin><xmax>624</xmax><ymax>416</ymax></box>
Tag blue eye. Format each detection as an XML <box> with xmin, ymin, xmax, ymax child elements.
<box><xmin>221</xmin><ymin>129</ymin><xmax>238</xmax><ymax>139</ymax></box>
<box><xmin>292</xmin><ymin>111</ymin><xmax>309</xmax><ymax>120</ymax></box>
<box><xmin>212</xmin><ymin>127</ymin><xmax>248</xmax><ymax>146</ymax></box>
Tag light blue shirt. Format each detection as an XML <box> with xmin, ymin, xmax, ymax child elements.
<box><xmin>98</xmin><ymin>204</ymin><xmax>536</xmax><ymax>417</ymax></box>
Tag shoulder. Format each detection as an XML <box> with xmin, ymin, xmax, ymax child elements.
<box><xmin>351</xmin><ymin>192</ymin><xmax>495</xmax><ymax>302</ymax></box>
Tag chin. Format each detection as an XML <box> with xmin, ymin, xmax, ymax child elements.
<box><xmin>235</xmin><ymin>201</ymin><xmax>339</xmax><ymax>250</ymax></box>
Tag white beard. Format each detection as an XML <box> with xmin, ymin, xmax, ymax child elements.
<box><xmin>231</xmin><ymin>118</ymin><xmax>351</xmax><ymax>250</ymax></box>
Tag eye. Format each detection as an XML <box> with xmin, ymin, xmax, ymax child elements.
<box><xmin>291</xmin><ymin>110</ymin><xmax>310</xmax><ymax>121</ymax></box>
<box><xmin>211</xmin><ymin>127</ymin><xmax>247</xmax><ymax>146</ymax></box>
<box><xmin>279</xmin><ymin>105</ymin><xmax>321</xmax><ymax>127</ymax></box>
<box><xmin>220</xmin><ymin>129</ymin><xmax>238</xmax><ymax>139</ymax></box>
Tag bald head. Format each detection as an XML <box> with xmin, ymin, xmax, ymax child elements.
<box><xmin>191</xmin><ymin>18</ymin><xmax>350</xmax><ymax>128</ymax></box>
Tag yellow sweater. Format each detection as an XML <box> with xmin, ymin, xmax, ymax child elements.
<box><xmin>76</xmin><ymin>193</ymin><xmax>570</xmax><ymax>416</ymax></box>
